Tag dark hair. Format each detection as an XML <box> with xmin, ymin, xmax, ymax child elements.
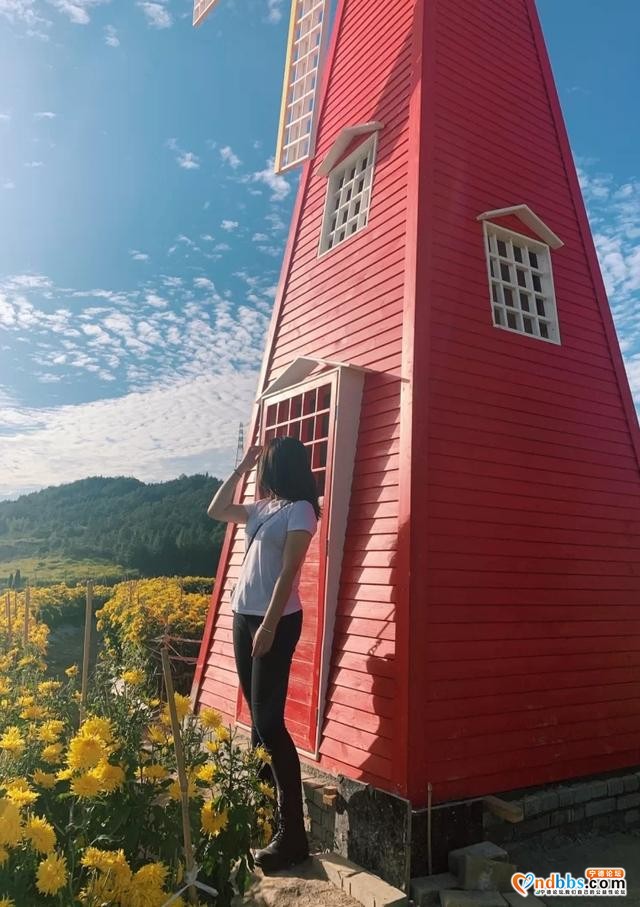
<box><xmin>257</xmin><ymin>436</ymin><xmax>321</xmax><ymax>519</ymax></box>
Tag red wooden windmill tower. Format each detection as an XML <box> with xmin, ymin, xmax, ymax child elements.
<box><xmin>192</xmin><ymin>0</ymin><xmax>640</xmax><ymax>878</ymax></box>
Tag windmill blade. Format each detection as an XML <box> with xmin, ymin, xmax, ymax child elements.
<box><xmin>275</xmin><ymin>0</ymin><xmax>330</xmax><ymax>174</ymax></box>
<box><xmin>193</xmin><ymin>0</ymin><xmax>221</xmax><ymax>27</ymax></box>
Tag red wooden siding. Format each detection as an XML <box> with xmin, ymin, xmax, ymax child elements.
<box><xmin>262</xmin><ymin>0</ymin><xmax>416</xmax><ymax>787</ymax></box>
<box><xmin>409</xmin><ymin>0</ymin><xmax>640</xmax><ymax>803</ymax></box>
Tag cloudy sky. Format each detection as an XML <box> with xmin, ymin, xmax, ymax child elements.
<box><xmin>0</xmin><ymin>0</ymin><xmax>639</xmax><ymax>500</ymax></box>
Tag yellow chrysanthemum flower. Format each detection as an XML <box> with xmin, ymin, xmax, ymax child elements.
<box><xmin>36</xmin><ymin>852</ymin><xmax>67</xmax><ymax>896</ymax></box>
<box><xmin>65</xmin><ymin>664</ymin><xmax>78</xmax><ymax>677</ymax></box>
<box><xmin>200</xmin><ymin>707</ymin><xmax>222</xmax><ymax>730</ymax></box>
<box><xmin>0</xmin><ymin>798</ymin><xmax>22</xmax><ymax>847</ymax></box>
<box><xmin>254</xmin><ymin>745</ymin><xmax>271</xmax><ymax>765</ymax></box>
<box><xmin>55</xmin><ymin>768</ymin><xmax>74</xmax><ymax>782</ymax></box>
<box><xmin>0</xmin><ymin>895</ymin><xmax>14</xmax><ymax>907</ymax></box>
<box><xmin>0</xmin><ymin>679</ymin><xmax>10</xmax><ymax>695</ymax></box>
<box><xmin>142</xmin><ymin>763</ymin><xmax>169</xmax><ymax>782</ymax></box>
<box><xmin>162</xmin><ymin>693</ymin><xmax>191</xmax><ymax>724</ymax></box>
<box><xmin>205</xmin><ymin>740</ymin><xmax>219</xmax><ymax>755</ymax></box>
<box><xmin>36</xmin><ymin>720</ymin><xmax>65</xmax><ymax>744</ymax></box>
<box><xmin>91</xmin><ymin>761</ymin><xmax>125</xmax><ymax>793</ymax></box>
<box><xmin>67</xmin><ymin>734</ymin><xmax>106</xmax><ymax>771</ymax></box>
<box><xmin>259</xmin><ymin>782</ymin><xmax>276</xmax><ymax>800</ymax></box>
<box><xmin>5</xmin><ymin>779</ymin><xmax>39</xmax><ymax>808</ymax></box>
<box><xmin>122</xmin><ymin>669</ymin><xmax>145</xmax><ymax>686</ymax></box>
<box><xmin>195</xmin><ymin>763</ymin><xmax>217</xmax><ymax>785</ymax></box>
<box><xmin>0</xmin><ymin>726</ymin><xmax>25</xmax><ymax>756</ymax></box>
<box><xmin>37</xmin><ymin>680</ymin><xmax>62</xmax><ymax>696</ymax></box>
<box><xmin>0</xmin><ymin>847</ymin><xmax>9</xmax><ymax>867</ymax></box>
<box><xmin>201</xmin><ymin>802</ymin><xmax>229</xmax><ymax>837</ymax></box>
<box><xmin>25</xmin><ymin>816</ymin><xmax>56</xmax><ymax>855</ymax></box>
<box><xmin>17</xmin><ymin>694</ymin><xmax>35</xmax><ymax>707</ymax></box>
<box><xmin>33</xmin><ymin>770</ymin><xmax>57</xmax><ymax>789</ymax></box>
<box><xmin>147</xmin><ymin>725</ymin><xmax>167</xmax><ymax>745</ymax></box>
<box><xmin>41</xmin><ymin>743</ymin><xmax>64</xmax><ymax>765</ymax></box>
<box><xmin>215</xmin><ymin>726</ymin><xmax>231</xmax><ymax>743</ymax></box>
<box><xmin>168</xmin><ymin>777</ymin><xmax>196</xmax><ymax>801</ymax></box>
<box><xmin>79</xmin><ymin>716</ymin><xmax>114</xmax><ymax>745</ymax></box>
<box><xmin>20</xmin><ymin>704</ymin><xmax>47</xmax><ymax>721</ymax></box>
<box><xmin>71</xmin><ymin>772</ymin><xmax>102</xmax><ymax>799</ymax></box>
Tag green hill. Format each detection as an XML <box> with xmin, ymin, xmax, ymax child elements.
<box><xmin>0</xmin><ymin>474</ymin><xmax>226</xmax><ymax>586</ymax></box>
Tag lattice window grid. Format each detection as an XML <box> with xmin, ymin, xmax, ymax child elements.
<box><xmin>484</xmin><ymin>224</ymin><xmax>561</xmax><ymax>344</ymax></box>
<box><xmin>319</xmin><ymin>134</ymin><xmax>377</xmax><ymax>255</ymax></box>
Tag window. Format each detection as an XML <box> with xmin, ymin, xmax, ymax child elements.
<box><xmin>319</xmin><ymin>134</ymin><xmax>377</xmax><ymax>255</ymax></box>
<box><xmin>264</xmin><ymin>382</ymin><xmax>332</xmax><ymax>497</ymax></box>
<box><xmin>484</xmin><ymin>223</ymin><xmax>560</xmax><ymax>343</ymax></box>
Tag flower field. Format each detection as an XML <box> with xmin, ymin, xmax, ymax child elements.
<box><xmin>0</xmin><ymin>585</ymin><xmax>273</xmax><ymax>907</ymax></box>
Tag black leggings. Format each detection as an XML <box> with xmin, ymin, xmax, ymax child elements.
<box><xmin>232</xmin><ymin>610</ymin><xmax>304</xmax><ymax>826</ymax></box>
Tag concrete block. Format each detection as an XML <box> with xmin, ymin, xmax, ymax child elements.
<box><xmin>411</xmin><ymin>873</ymin><xmax>459</xmax><ymax>907</ymax></box>
<box><xmin>556</xmin><ymin>786</ymin><xmax>574</xmax><ymax>808</ymax></box>
<box><xmin>503</xmin><ymin>897</ymin><xmax>529</xmax><ymax>907</ymax></box>
<box><xmin>448</xmin><ymin>842</ymin><xmax>508</xmax><ymax>878</ymax></box>
<box><xmin>550</xmin><ymin>807</ymin><xmax>583</xmax><ymax>827</ymax></box>
<box><xmin>585</xmin><ymin>797</ymin><xmax>615</xmax><ymax>818</ymax></box>
<box><xmin>622</xmin><ymin>775</ymin><xmax>639</xmax><ymax>794</ymax></box>
<box><xmin>573</xmin><ymin>783</ymin><xmax>595</xmax><ymax>805</ymax></box>
<box><xmin>624</xmin><ymin>808</ymin><xmax>640</xmax><ymax>827</ymax></box>
<box><xmin>606</xmin><ymin>777</ymin><xmax>625</xmax><ymax>797</ymax></box>
<box><xmin>522</xmin><ymin>795</ymin><xmax>543</xmax><ymax>818</ymax></box>
<box><xmin>483</xmin><ymin>796</ymin><xmax>523</xmax><ymax>825</ymax></box>
<box><xmin>539</xmin><ymin>792</ymin><xmax>559</xmax><ymax>814</ymax></box>
<box><xmin>617</xmin><ymin>792</ymin><xmax>640</xmax><ymax>810</ymax></box>
<box><xmin>459</xmin><ymin>856</ymin><xmax>518</xmax><ymax>892</ymax></box>
<box><xmin>441</xmin><ymin>892</ymin><xmax>507</xmax><ymax>907</ymax></box>
<box><xmin>318</xmin><ymin>853</ymin><xmax>408</xmax><ymax>907</ymax></box>
<box><xmin>516</xmin><ymin>814</ymin><xmax>550</xmax><ymax>836</ymax></box>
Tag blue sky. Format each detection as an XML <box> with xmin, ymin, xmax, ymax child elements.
<box><xmin>0</xmin><ymin>0</ymin><xmax>639</xmax><ymax>499</ymax></box>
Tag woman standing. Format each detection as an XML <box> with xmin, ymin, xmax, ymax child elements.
<box><xmin>207</xmin><ymin>436</ymin><xmax>320</xmax><ymax>872</ymax></box>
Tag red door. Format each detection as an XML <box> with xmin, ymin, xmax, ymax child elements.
<box><xmin>236</xmin><ymin>376</ymin><xmax>335</xmax><ymax>753</ymax></box>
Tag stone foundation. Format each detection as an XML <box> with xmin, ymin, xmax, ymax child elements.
<box><xmin>301</xmin><ymin>766</ymin><xmax>640</xmax><ymax>891</ymax></box>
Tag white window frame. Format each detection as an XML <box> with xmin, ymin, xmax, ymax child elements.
<box><xmin>318</xmin><ymin>133</ymin><xmax>378</xmax><ymax>257</ymax></box>
<box><xmin>483</xmin><ymin>221</ymin><xmax>561</xmax><ymax>345</ymax></box>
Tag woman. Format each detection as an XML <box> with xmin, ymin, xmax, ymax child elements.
<box><xmin>207</xmin><ymin>436</ymin><xmax>320</xmax><ymax>872</ymax></box>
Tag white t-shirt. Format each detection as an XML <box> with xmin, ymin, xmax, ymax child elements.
<box><xmin>231</xmin><ymin>497</ymin><xmax>318</xmax><ymax>617</ymax></box>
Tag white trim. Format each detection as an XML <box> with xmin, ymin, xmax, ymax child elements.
<box><xmin>482</xmin><ymin>221</ymin><xmax>561</xmax><ymax>345</ymax></box>
<box><xmin>477</xmin><ymin>204</ymin><xmax>564</xmax><ymax>250</ymax></box>
<box><xmin>192</xmin><ymin>0</ymin><xmax>220</xmax><ymax>27</ymax></box>
<box><xmin>259</xmin><ymin>355</ymin><xmax>368</xmax><ymax>400</ymax></box>
<box><xmin>317</xmin><ymin>121</ymin><xmax>384</xmax><ymax>176</ymax></box>
<box><xmin>318</xmin><ymin>132</ymin><xmax>378</xmax><ymax>256</ymax></box>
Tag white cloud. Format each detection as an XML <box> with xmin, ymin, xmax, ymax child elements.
<box><xmin>220</xmin><ymin>145</ymin><xmax>241</xmax><ymax>169</ymax></box>
<box><xmin>138</xmin><ymin>1</ymin><xmax>172</xmax><ymax>29</ymax></box>
<box><xmin>252</xmin><ymin>158</ymin><xmax>291</xmax><ymax>201</ymax></box>
<box><xmin>48</xmin><ymin>0</ymin><xmax>109</xmax><ymax>25</ymax></box>
<box><xmin>221</xmin><ymin>220</ymin><xmax>239</xmax><ymax>232</ymax></box>
<box><xmin>0</xmin><ymin>0</ymin><xmax>51</xmax><ymax>35</ymax></box>
<box><xmin>194</xmin><ymin>277</ymin><xmax>215</xmax><ymax>291</ymax></box>
<box><xmin>104</xmin><ymin>24</ymin><xmax>119</xmax><ymax>46</ymax></box>
<box><xmin>2</xmin><ymin>181</ymin><xmax>15</xmax><ymax>190</ymax></box>
<box><xmin>200</xmin><ymin>234</ymin><xmax>214</xmax><ymax>242</ymax></box>
<box><xmin>0</xmin><ymin>113</ymin><xmax>10</xmax><ymax>122</ymax></box>
<box><xmin>130</xmin><ymin>249</ymin><xmax>149</xmax><ymax>262</ymax></box>
<box><xmin>177</xmin><ymin>151</ymin><xmax>200</xmax><ymax>170</ymax></box>
<box><xmin>252</xmin><ymin>232</ymin><xmax>268</xmax><ymax>242</ymax></box>
<box><xmin>266</xmin><ymin>0</ymin><xmax>283</xmax><ymax>24</ymax></box>
<box><xmin>24</xmin><ymin>160</ymin><xmax>44</xmax><ymax>168</ymax></box>
<box><xmin>34</xmin><ymin>111</ymin><xmax>56</xmax><ymax>119</ymax></box>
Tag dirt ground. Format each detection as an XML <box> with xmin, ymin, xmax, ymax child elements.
<box><xmin>232</xmin><ymin>856</ymin><xmax>360</xmax><ymax>907</ymax></box>
<box><xmin>232</xmin><ymin>829</ymin><xmax>640</xmax><ymax>907</ymax></box>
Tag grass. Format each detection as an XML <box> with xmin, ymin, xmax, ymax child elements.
<box><xmin>0</xmin><ymin>554</ymin><xmax>133</xmax><ymax>586</ymax></box>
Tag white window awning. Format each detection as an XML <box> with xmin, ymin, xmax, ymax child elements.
<box><xmin>477</xmin><ymin>204</ymin><xmax>564</xmax><ymax>250</ymax></box>
<box><xmin>259</xmin><ymin>355</ymin><xmax>368</xmax><ymax>400</ymax></box>
<box><xmin>318</xmin><ymin>121</ymin><xmax>384</xmax><ymax>177</ymax></box>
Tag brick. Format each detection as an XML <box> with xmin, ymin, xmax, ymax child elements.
<box><xmin>522</xmin><ymin>795</ymin><xmax>543</xmax><ymax>818</ymax></box>
<box><xmin>517</xmin><ymin>814</ymin><xmax>551</xmax><ymax>836</ymax></box>
<box><xmin>318</xmin><ymin>853</ymin><xmax>408</xmax><ymax>907</ymax></box>
<box><xmin>556</xmin><ymin>786</ymin><xmax>574</xmax><ymax>807</ymax></box>
<box><xmin>585</xmin><ymin>798</ymin><xmax>615</xmax><ymax>818</ymax></box>
<box><xmin>606</xmin><ymin>777</ymin><xmax>625</xmax><ymax>797</ymax></box>
<box><xmin>411</xmin><ymin>873</ymin><xmax>459</xmax><ymax>907</ymax></box>
<box><xmin>449</xmin><ymin>843</ymin><xmax>508</xmax><ymax>878</ymax></box>
<box><xmin>617</xmin><ymin>792</ymin><xmax>640</xmax><ymax>810</ymax></box>
<box><xmin>622</xmin><ymin>776</ymin><xmax>640</xmax><ymax>794</ymax></box>
<box><xmin>458</xmin><ymin>856</ymin><xmax>518</xmax><ymax>892</ymax></box>
<box><xmin>624</xmin><ymin>808</ymin><xmax>640</xmax><ymax>827</ymax></box>
<box><xmin>573</xmin><ymin>783</ymin><xmax>596</xmax><ymax>804</ymax></box>
<box><xmin>550</xmin><ymin>807</ymin><xmax>584</xmax><ymax>827</ymax></box>
<box><xmin>539</xmin><ymin>792</ymin><xmax>559</xmax><ymax>814</ymax></box>
<box><xmin>440</xmin><ymin>893</ymin><xmax>507</xmax><ymax>907</ymax></box>
<box><xmin>483</xmin><ymin>796</ymin><xmax>523</xmax><ymax>824</ymax></box>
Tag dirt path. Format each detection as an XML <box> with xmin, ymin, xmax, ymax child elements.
<box><xmin>233</xmin><ymin>857</ymin><xmax>360</xmax><ymax>907</ymax></box>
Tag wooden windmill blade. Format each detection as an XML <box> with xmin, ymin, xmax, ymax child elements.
<box><xmin>275</xmin><ymin>0</ymin><xmax>331</xmax><ymax>174</ymax></box>
<box><xmin>193</xmin><ymin>0</ymin><xmax>220</xmax><ymax>28</ymax></box>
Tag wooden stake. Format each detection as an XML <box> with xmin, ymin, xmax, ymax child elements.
<box><xmin>14</xmin><ymin>589</ymin><xmax>18</xmax><ymax>618</ymax></box>
<box><xmin>161</xmin><ymin>646</ymin><xmax>198</xmax><ymax>905</ymax></box>
<box><xmin>80</xmin><ymin>581</ymin><xmax>93</xmax><ymax>724</ymax></box>
<box><xmin>5</xmin><ymin>592</ymin><xmax>11</xmax><ymax>639</ymax></box>
<box><xmin>23</xmin><ymin>587</ymin><xmax>30</xmax><ymax>646</ymax></box>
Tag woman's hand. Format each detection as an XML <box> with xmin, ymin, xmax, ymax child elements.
<box><xmin>252</xmin><ymin>624</ymin><xmax>275</xmax><ymax>658</ymax></box>
<box><xmin>237</xmin><ymin>445</ymin><xmax>262</xmax><ymax>476</ymax></box>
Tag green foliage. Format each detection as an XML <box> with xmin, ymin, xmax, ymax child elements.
<box><xmin>0</xmin><ymin>474</ymin><xmax>226</xmax><ymax>585</ymax></box>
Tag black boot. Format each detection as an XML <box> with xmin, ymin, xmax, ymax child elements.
<box><xmin>254</xmin><ymin>794</ymin><xmax>309</xmax><ymax>873</ymax></box>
